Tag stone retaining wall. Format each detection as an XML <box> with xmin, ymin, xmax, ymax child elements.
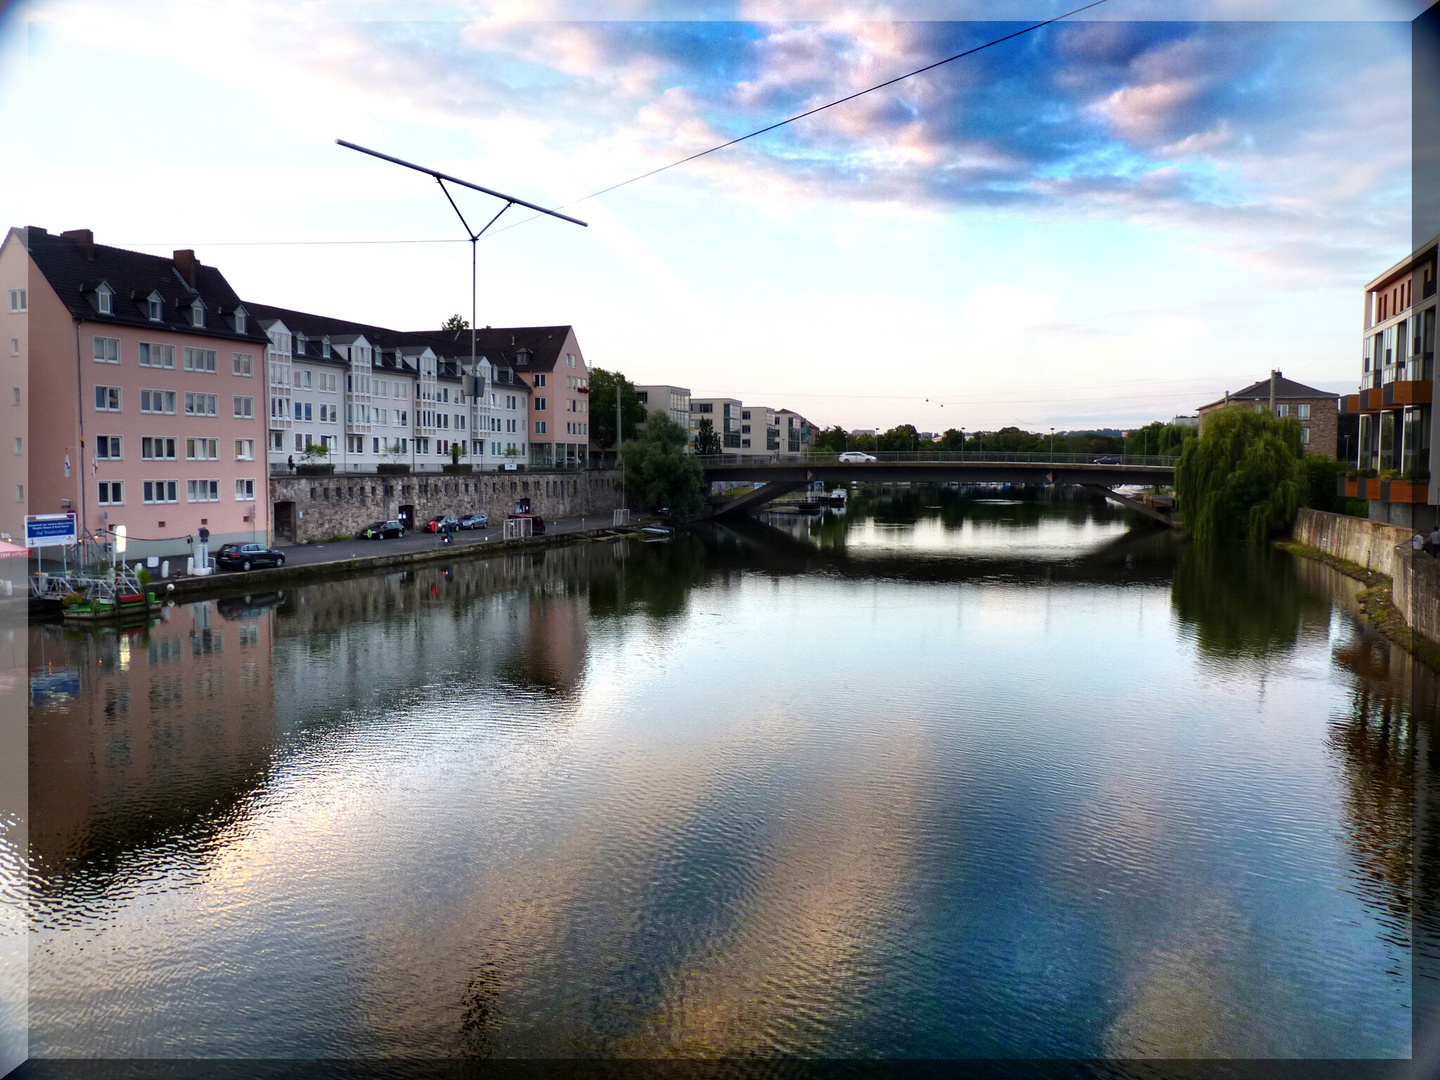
<box><xmin>270</xmin><ymin>469</ymin><xmax>621</xmax><ymax>543</ymax></box>
<box><xmin>1292</xmin><ymin>507</ymin><xmax>1415</xmax><ymax>580</ymax></box>
<box><xmin>1393</xmin><ymin>548</ymin><xmax>1440</xmax><ymax>646</ymax></box>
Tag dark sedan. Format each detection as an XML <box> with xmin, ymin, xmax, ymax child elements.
<box><xmin>361</xmin><ymin>520</ymin><xmax>405</xmax><ymax>539</ymax></box>
<box><xmin>214</xmin><ymin>543</ymin><xmax>286</xmax><ymax>571</ymax></box>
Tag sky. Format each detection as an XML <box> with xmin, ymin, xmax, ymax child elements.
<box><xmin>0</xmin><ymin>1</ymin><xmax>1427</xmax><ymax>432</ymax></box>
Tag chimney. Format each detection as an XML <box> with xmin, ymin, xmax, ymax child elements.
<box><xmin>173</xmin><ymin>249</ymin><xmax>198</xmax><ymax>288</ymax></box>
<box><xmin>1269</xmin><ymin>370</ymin><xmax>1278</xmax><ymax>413</ymax></box>
<box><xmin>62</xmin><ymin>228</ymin><xmax>94</xmax><ymax>258</ymax></box>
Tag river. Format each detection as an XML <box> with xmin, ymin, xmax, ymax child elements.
<box><xmin>20</xmin><ymin>488</ymin><xmax>1435</xmax><ymax>1058</ymax></box>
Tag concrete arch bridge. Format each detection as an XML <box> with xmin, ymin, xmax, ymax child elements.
<box><xmin>698</xmin><ymin>452</ymin><xmax>1179</xmax><ymax>525</ymax></box>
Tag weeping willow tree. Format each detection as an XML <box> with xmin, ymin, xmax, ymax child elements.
<box><xmin>1175</xmin><ymin>405</ymin><xmax>1305</xmax><ymax>547</ymax></box>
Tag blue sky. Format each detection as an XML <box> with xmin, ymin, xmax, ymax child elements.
<box><xmin>0</xmin><ymin>1</ymin><xmax>1424</xmax><ymax>431</ymax></box>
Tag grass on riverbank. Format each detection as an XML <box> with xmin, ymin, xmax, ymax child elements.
<box><xmin>1277</xmin><ymin>539</ymin><xmax>1440</xmax><ymax>674</ymax></box>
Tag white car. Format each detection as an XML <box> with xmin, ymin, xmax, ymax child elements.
<box><xmin>838</xmin><ymin>451</ymin><xmax>877</xmax><ymax>462</ymax></box>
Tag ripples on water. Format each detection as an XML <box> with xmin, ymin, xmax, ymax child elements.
<box><xmin>19</xmin><ymin>488</ymin><xmax>1434</xmax><ymax>1059</ymax></box>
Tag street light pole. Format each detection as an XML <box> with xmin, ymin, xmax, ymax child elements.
<box><xmin>336</xmin><ymin>140</ymin><xmax>587</xmax><ymax>465</ymax></box>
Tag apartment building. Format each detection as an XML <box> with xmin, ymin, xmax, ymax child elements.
<box><xmin>775</xmin><ymin>409</ymin><xmax>814</xmax><ymax>454</ymax></box>
<box><xmin>1197</xmin><ymin>372</ymin><xmax>1339</xmax><ymax>457</ymax></box>
<box><xmin>635</xmin><ymin>384</ymin><xmax>691</xmax><ymax>437</ymax></box>
<box><xmin>425</xmin><ymin>326</ymin><xmax>589</xmax><ymax>468</ymax></box>
<box><xmin>739</xmin><ymin>405</ymin><xmax>779</xmax><ymax>453</ymax></box>
<box><xmin>691</xmin><ymin>397</ymin><xmax>743</xmax><ymax>453</ymax></box>
<box><xmin>1</xmin><ymin>226</ymin><xmax>271</xmax><ymax>557</ymax></box>
<box><xmin>1339</xmin><ymin>234</ymin><xmax>1440</xmax><ymax>529</ymax></box>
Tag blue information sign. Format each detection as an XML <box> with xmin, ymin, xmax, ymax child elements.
<box><xmin>25</xmin><ymin>515</ymin><xmax>77</xmax><ymax>547</ymax></box>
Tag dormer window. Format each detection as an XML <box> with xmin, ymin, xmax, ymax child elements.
<box><xmin>96</xmin><ymin>283</ymin><xmax>113</xmax><ymax>315</ymax></box>
<box><xmin>234</xmin><ymin>307</ymin><xmax>247</xmax><ymax>334</ymax></box>
<box><xmin>295</xmin><ymin>334</ymin><xmax>307</xmax><ymax>355</ymax></box>
<box><xmin>147</xmin><ymin>293</ymin><xmax>163</xmax><ymax>321</ymax></box>
<box><xmin>322</xmin><ymin>337</ymin><xmax>331</xmax><ymax>358</ymax></box>
<box><xmin>191</xmin><ymin>300</ymin><xmax>205</xmax><ymax>328</ymax></box>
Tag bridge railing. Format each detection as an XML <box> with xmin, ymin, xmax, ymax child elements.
<box><xmin>694</xmin><ymin>451</ymin><xmax>1179</xmax><ymax>468</ymax></box>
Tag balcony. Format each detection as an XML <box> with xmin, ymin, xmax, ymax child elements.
<box><xmin>1343</xmin><ymin>476</ymin><xmax>1432</xmax><ymax>503</ymax></box>
<box><xmin>1345</xmin><ymin>381</ymin><xmax>1433</xmax><ymax>413</ymax></box>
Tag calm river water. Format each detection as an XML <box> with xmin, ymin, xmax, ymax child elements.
<box><xmin>21</xmin><ymin>489</ymin><xmax>1436</xmax><ymax>1058</ymax></box>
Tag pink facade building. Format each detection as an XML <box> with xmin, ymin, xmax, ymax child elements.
<box><xmin>0</xmin><ymin>227</ymin><xmax>271</xmax><ymax>558</ymax></box>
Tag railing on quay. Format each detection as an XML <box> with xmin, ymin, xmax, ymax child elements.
<box><xmin>693</xmin><ymin>451</ymin><xmax>1180</xmax><ymax>468</ymax></box>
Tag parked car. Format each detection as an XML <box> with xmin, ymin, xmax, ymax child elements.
<box><xmin>425</xmin><ymin>514</ymin><xmax>460</xmax><ymax>533</ymax></box>
<box><xmin>361</xmin><ymin>520</ymin><xmax>405</xmax><ymax>540</ymax></box>
<box><xmin>214</xmin><ymin>542</ymin><xmax>285</xmax><ymax>571</ymax></box>
<box><xmin>1093</xmin><ymin>456</ymin><xmax>1121</xmax><ymax>465</ymax></box>
<box><xmin>459</xmin><ymin>514</ymin><xmax>489</xmax><ymax>530</ymax></box>
<box><xmin>507</xmin><ymin>512</ymin><xmax>546</xmax><ymax>535</ymax></box>
<box><xmin>838</xmin><ymin>451</ymin><xmax>878</xmax><ymax>463</ymax></box>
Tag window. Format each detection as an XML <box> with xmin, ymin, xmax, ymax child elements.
<box><xmin>98</xmin><ymin>480</ymin><xmax>124</xmax><ymax>505</ymax></box>
<box><xmin>295</xmin><ymin>334</ymin><xmax>307</xmax><ymax>355</ymax></box>
<box><xmin>8</xmin><ymin>339</ymin><xmax>16</xmax><ymax>356</ymax></box>
<box><xmin>95</xmin><ymin>435</ymin><xmax>122</xmax><ymax>459</ymax></box>
<box><xmin>535</xmin><ymin>373</ymin><xmax>547</xmax><ymax>387</ymax></box>
<box><xmin>12</xmin><ymin>437</ymin><xmax>20</xmax><ymax>455</ymax></box>
<box><xmin>184</xmin><ymin>347</ymin><xmax>217</xmax><ymax>373</ymax></box>
<box><xmin>1254</xmin><ymin>403</ymin><xmax>1265</xmax><ymax>413</ymax></box>
<box><xmin>148</xmin><ymin>295</ymin><xmax>162</xmax><ymax>321</ymax></box>
<box><xmin>187</xmin><ymin>479</ymin><xmax>220</xmax><ymax>502</ymax></box>
<box><xmin>696</xmin><ymin>402</ymin><xmax>713</xmax><ymax>413</ymax></box>
<box><xmin>535</xmin><ymin>420</ymin><xmax>547</xmax><ymax>434</ymax></box>
<box><xmin>186</xmin><ymin>438</ymin><xmax>219</xmax><ymax>461</ymax></box>
<box><xmin>95</xmin><ymin>386</ymin><xmax>121</xmax><ymax>411</ymax></box>
<box><xmin>143</xmin><ymin>480</ymin><xmax>178</xmax><ymax>504</ymax></box>
<box><xmin>534</xmin><ymin>397</ymin><xmax>547</xmax><ymax>411</ymax></box>
<box><xmin>185</xmin><ymin>392</ymin><xmax>218</xmax><ymax>416</ymax></box>
<box><xmin>235</xmin><ymin>478</ymin><xmax>256</xmax><ymax>501</ymax></box>
<box><xmin>139</xmin><ymin>342</ymin><xmax>175</xmax><ymax>368</ymax></box>
<box><xmin>566</xmin><ymin>353</ymin><xmax>575</xmax><ymax>367</ymax></box>
<box><xmin>142</xmin><ymin>437</ymin><xmax>177</xmax><ymax>460</ymax></box>
<box><xmin>270</xmin><ymin>431</ymin><xmax>284</xmax><ymax>451</ymax></box>
<box><xmin>1301</xmin><ymin>428</ymin><xmax>1311</xmax><ymax>445</ymax></box>
<box><xmin>232</xmin><ymin>353</ymin><xmax>253</xmax><ymax>377</ymax></box>
<box><xmin>233</xmin><ymin>396</ymin><xmax>254</xmax><ymax>419</ymax></box>
<box><xmin>7</xmin><ymin>289</ymin><xmax>25</xmax><ymax>312</ymax></box>
<box><xmin>141</xmin><ymin>389</ymin><xmax>177</xmax><ymax>414</ymax></box>
<box><xmin>191</xmin><ymin>301</ymin><xmax>205</xmax><ymax>328</ymax></box>
<box><xmin>235</xmin><ymin>309</ymin><xmax>247</xmax><ymax>334</ymax></box>
<box><xmin>1298</xmin><ymin>403</ymin><xmax>1311</xmax><ymax>420</ymax></box>
<box><xmin>1276</xmin><ymin>403</ymin><xmax>1289</xmax><ymax>417</ymax></box>
<box><xmin>235</xmin><ymin>438</ymin><xmax>254</xmax><ymax>461</ymax></box>
<box><xmin>97</xmin><ymin>286</ymin><xmax>112</xmax><ymax>315</ymax></box>
<box><xmin>93</xmin><ymin>336</ymin><xmax>120</xmax><ymax>363</ymax></box>
<box><xmin>15</xmin><ymin>484</ymin><xmax>22</xmax><ymax>502</ymax></box>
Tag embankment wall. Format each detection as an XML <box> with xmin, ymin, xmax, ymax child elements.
<box><xmin>1291</xmin><ymin>507</ymin><xmax>1414</xmax><ymax>581</ymax></box>
<box><xmin>1393</xmin><ymin>549</ymin><xmax>1440</xmax><ymax>647</ymax></box>
<box><xmin>271</xmin><ymin>469</ymin><xmax>621</xmax><ymax>543</ymax></box>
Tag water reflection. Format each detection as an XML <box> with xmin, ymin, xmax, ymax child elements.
<box><xmin>25</xmin><ymin>495</ymin><xmax>1433</xmax><ymax>1059</ymax></box>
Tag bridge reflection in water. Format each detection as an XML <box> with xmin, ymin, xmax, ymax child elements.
<box><xmin>23</xmin><ymin>490</ymin><xmax>1430</xmax><ymax>1059</ymax></box>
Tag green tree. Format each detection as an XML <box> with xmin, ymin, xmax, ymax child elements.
<box><xmin>621</xmin><ymin>414</ymin><xmax>705</xmax><ymax>516</ymax></box>
<box><xmin>937</xmin><ymin>428</ymin><xmax>965</xmax><ymax>451</ymax></box>
<box><xmin>588</xmin><ymin>368</ymin><xmax>648</xmax><ymax>449</ymax></box>
<box><xmin>1175</xmin><ymin>405</ymin><xmax>1304</xmax><ymax>547</ymax></box>
<box><xmin>877</xmin><ymin>424</ymin><xmax>921</xmax><ymax>452</ymax></box>
<box><xmin>1125</xmin><ymin>421</ymin><xmax>1195</xmax><ymax>457</ymax></box>
<box><xmin>813</xmin><ymin>425</ymin><xmax>849</xmax><ymax>453</ymax></box>
<box><xmin>694</xmin><ymin>417</ymin><xmax>722</xmax><ymax>455</ymax></box>
<box><xmin>1299</xmin><ymin>454</ymin><xmax>1346</xmax><ymax>514</ymax></box>
<box><xmin>442</xmin><ymin>314</ymin><xmax>469</xmax><ymax>332</ymax></box>
<box><xmin>848</xmin><ymin>431</ymin><xmax>878</xmax><ymax>451</ymax></box>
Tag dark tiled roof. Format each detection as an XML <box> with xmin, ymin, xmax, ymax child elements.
<box><xmin>22</xmin><ymin>227</ymin><xmax>268</xmax><ymax>346</ymax></box>
<box><xmin>397</xmin><ymin>325</ymin><xmax>576</xmax><ymax>372</ymax></box>
<box><xmin>1200</xmin><ymin>373</ymin><xmax>1336</xmax><ymax>411</ymax></box>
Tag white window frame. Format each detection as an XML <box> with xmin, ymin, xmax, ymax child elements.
<box><xmin>1298</xmin><ymin>403</ymin><xmax>1311</xmax><ymax>420</ymax></box>
<box><xmin>183</xmin><ymin>347</ymin><xmax>217</xmax><ymax>373</ymax></box>
<box><xmin>235</xmin><ymin>438</ymin><xmax>255</xmax><ymax>461</ymax></box>
<box><xmin>186</xmin><ymin>437</ymin><xmax>219</xmax><ymax>461</ymax></box>
<box><xmin>143</xmin><ymin>480</ymin><xmax>179</xmax><ymax>504</ymax></box>
<box><xmin>187</xmin><ymin>478</ymin><xmax>220</xmax><ymax>503</ymax></box>
<box><xmin>94</xmin><ymin>386</ymin><xmax>121</xmax><ymax>411</ymax></box>
<box><xmin>95</xmin><ymin>435</ymin><xmax>122</xmax><ymax>460</ymax></box>
<box><xmin>7</xmin><ymin>289</ymin><xmax>25</xmax><ymax>313</ymax></box>
<box><xmin>147</xmin><ymin>295</ymin><xmax>163</xmax><ymax>321</ymax></box>
<box><xmin>97</xmin><ymin>480</ymin><xmax>124</xmax><ymax>505</ymax></box>
<box><xmin>96</xmin><ymin>285</ymin><xmax>113</xmax><ymax>315</ymax></box>
<box><xmin>191</xmin><ymin>301</ymin><xmax>205</xmax><ymax>328</ymax></box>
<box><xmin>232</xmin><ymin>352</ymin><xmax>254</xmax><ymax>377</ymax></box>
<box><xmin>141</xmin><ymin>389</ymin><xmax>177</xmax><ymax>415</ymax></box>
<box><xmin>235</xmin><ymin>478</ymin><xmax>256</xmax><ymax>502</ymax></box>
<box><xmin>233</xmin><ymin>395</ymin><xmax>254</xmax><ymax>419</ymax></box>
<box><xmin>138</xmin><ymin>342</ymin><xmax>175</xmax><ymax>368</ymax></box>
<box><xmin>185</xmin><ymin>392</ymin><xmax>218</xmax><ymax>417</ymax></box>
<box><xmin>93</xmin><ymin>336</ymin><xmax>120</xmax><ymax>364</ymax></box>
<box><xmin>141</xmin><ymin>436</ymin><xmax>177</xmax><ymax>461</ymax></box>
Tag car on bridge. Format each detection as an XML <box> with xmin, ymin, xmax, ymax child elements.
<box><xmin>1093</xmin><ymin>456</ymin><xmax>1121</xmax><ymax>465</ymax></box>
<box><xmin>838</xmin><ymin>451</ymin><xmax>877</xmax><ymax>462</ymax></box>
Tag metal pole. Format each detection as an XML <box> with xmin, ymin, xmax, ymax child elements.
<box><xmin>617</xmin><ymin>378</ymin><xmax>625</xmax><ymax>509</ymax></box>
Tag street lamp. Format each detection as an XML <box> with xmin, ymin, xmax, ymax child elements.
<box><xmin>336</xmin><ymin>140</ymin><xmax>587</xmax><ymax>459</ymax></box>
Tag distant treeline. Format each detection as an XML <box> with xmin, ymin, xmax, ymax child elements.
<box><xmin>812</xmin><ymin>421</ymin><xmax>1196</xmax><ymax>456</ymax></box>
